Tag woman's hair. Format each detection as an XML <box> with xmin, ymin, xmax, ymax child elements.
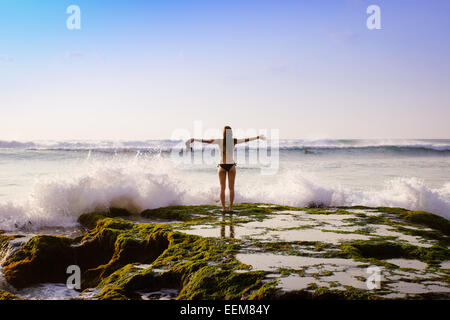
<box><xmin>222</xmin><ymin>126</ymin><xmax>235</xmax><ymax>163</ymax></box>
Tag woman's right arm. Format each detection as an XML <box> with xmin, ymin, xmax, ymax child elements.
<box><xmin>189</xmin><ymin>138</ymin><xmax>215</xmax><ymax>144</ymax></box>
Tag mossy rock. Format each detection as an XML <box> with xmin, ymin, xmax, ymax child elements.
<box><xmin>0</xmin><ymin>289</ymin><xmax>23</xmax><ymax>300</ymax></box>
<box><xmin>0</xmin><ymin>234</ymin><xmax>25</xmax><ymax>248</ymax></box>
<box><xmin>140</xmin><ymin>203</ymin><xmax>288</xmax><ymax>222</ymax></box>
<box><xmin>310</xmin><ymin>286</ymin><xmax>381</xmax><ymax>300</ymax></box>
<box><xmin>376</xmin><ymin>207</ymin><xmax>450</xmax><ymax>235</ymax></box>
<box><xmin>247</xmin><ymin>281</ymin><xmax>280</xmax><ymax>299</ymax></box>
<box><xmin>400</xmin><ymin>211</ymin><xmax>450</xmax><ymax>236</ymax></box>
<box><xmin>85</xmin><ymin>229</ymin><xmax>170</xmax><ymax>288</ymax></box>
<box><xmin>341</xmin><ymin>240</ymin><xmax>407</xmax><ymax>260</ymax></box>
<box><xmin>141</xmin><ymin>205</ymin><xmax>214</xmax><ymax>221</ymax></box>
<box><xmin>178</xmin><ymin>265</ymin><xmax>267</xmax><ymax>300</ymax></box>
<box><xmin>84</xmin><ymin>217</ymin><xmax>254</xmax><ymax>300</ymax></box>
<box><xmin>0</xmin><ymin>234</ymin><xmax>25</xmax><ymax>259</ymax></box>
<box><xmin>74</xmin><ymin>215</ymin><xmax>171</xmax><ymax>289</ymax></box>
<box><xmin>78</xmin><ymin>208</ymin><xmax>131</xmax><ymax>230</ymax></box>
<box><xmin>2</xmin><ymin>212</ymin><xmax>171</xmax><ymax>290</ymax></box>
<box><xmin>340</xmin><ymin>239</ymin><xmax>449</xmax><ymax>263</ymax></box>
<box><xmin>96</xmin><ymin>264</ymin><xmax>179</xmax><ymax>300</ymax></box>
<box><xmin>2</xmin><ymin>235</ymin><xmax>75</xmax><ymax>289</ymax></box>
<box><xmin>247</xmin><ymin>285</ymin><xmax>380</xmax><ymax>300</ymax></box>
<box><xmin>3</xmin><ymin>204</ymin><xmax>449</xmax><ymax>300</ymax></box>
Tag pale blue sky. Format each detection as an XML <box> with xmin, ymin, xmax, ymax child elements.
<box><xmin>1</xmin><ymin>0</ymin><xmax>449</xmax><ymax>140</ymax></box>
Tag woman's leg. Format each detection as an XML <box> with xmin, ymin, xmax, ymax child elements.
<box><xmin>218</xmin><ymin>167</ymin><xmax>227</xmax><ymax>212</ymax></box>
<box><xmin>227</xmin><ymin>165</ymin><xmax>236</xmax><ymax>212</ymax></box>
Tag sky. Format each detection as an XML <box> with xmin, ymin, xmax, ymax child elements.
<box><xmin>1</xmin><ymin>0</ymin><xmax>449</xmax><ymax>140</ymax></box>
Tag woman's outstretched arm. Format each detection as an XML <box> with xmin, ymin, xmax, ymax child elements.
<box><xmin>235</xmin><ymin>135</ymin><xmax>266</xmax><ymax>144</ymax></box>
<box><xmin>189</xmin><ymin>138</ymin><xmax>215</xmax><ymax>144</ymax></box>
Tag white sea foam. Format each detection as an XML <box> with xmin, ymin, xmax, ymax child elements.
<box><xmin>237</xmin><ymin>174</ymin><xmax>450</xmax><ymax>219</ymax></box>
<box><xmin>0</xmin><ymin>154</ymin><xmax>449</xmax><ymax>232</ymax></box>
<box><xmin>16</xmin><ymin>283</ymin><xmax>80</xmax><ymax>300</ymax></box>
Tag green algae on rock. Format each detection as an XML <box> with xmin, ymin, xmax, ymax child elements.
<box><xmin>1</xmin><ymin>204</ymin><xmax>449</xmax><ymax>300</ymax></box>
<box><xmin>0</xmin><ymin>289</ymin><xmax>23</xmax><ymax>300</ymax></box>
<box><xmin>2</xmin><ymin>235</ymin><xmax>74</xmax><ymax>289</ymax></box>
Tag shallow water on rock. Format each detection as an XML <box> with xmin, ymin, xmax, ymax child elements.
<box><xmin>277</xmin><ymin>275</ymin><xmax>328</xmax><ymax>291</ymax></box>
<box><xmin>16</xmin><ymin>283</ymin><xmax>80</xmax><ymax>300</ymax></box>
<box><xmin>218</xmin><ymin>207</ymin><xmax>449</xmax><ymax>298</ymax></box>
<box><xmin>345</xmin><ymin>209</ymin><xmax>382</xmax><ymax>216</ymax></box>
<box><xmin>387</xmin><ymin>281</ymin><xmax>437</xmax><ymax>295</ymax></box>
<box><xmin>0</xmin><ymin>235</ymin><xmax>31</xmax><ymax>265</ymax></box>
<box><xmin>239</xmin><ymin>252</ymin><xmax>450</xmax><ymax>296</ymax></box>
<box><xmin>176</xmin><ymin>209</ymin><xmax>437</xmax><ymax>247</ymax></box>
<box><xmin>371</xmin><ymin>225</ymin><xmax>435</xmax><ymax>247</ymax></box>
<box><xmin>321</xmin><ymin>270</ymin><xmax>368</xmax><ymax>290</ymax></box>
<box><xmin>238</xmin><ymin>252</ymin><xmax>371</xmax><ymax>291</ymax></box>
<box><xmin>75</xmin><ymin>288</ymin><xmax>101</xmax><ymax>300</ymax></box>
<box><xmin>138</xmin><ymin>288</ymin><xmax>179</xmax><ymax>300</ymax></box>
<box><xmin>3</xmin><ymin>226</ymin><xmax>84</xmax><ymax>238</ymax></box>
<box><xmin>1</xmin><ymin>205</ymin><xmax>448</xmax><ymax>300</ymax></box>
<box><xmin>119</xmin><ymin>215</ymin><xmax>183</xmax><ymax>225</ymax></box>
<box><xmin>386</xmin><ymin>259</ymin><xmax>428</xmax><ymax>271</ymax></box>
<box><xmin>177</xmin><ymin>213</ymin><xmax>373</xmax><ymax>242</ymax></box>
<box><xmin>0</xmin><ymin>266</ymin><xmax>16</xmax><ymax>293</ymax></box>
<box><xmin>236</xmin><ymin>252</ymin><xmax>362</xmax><ymax>271</ymax></box>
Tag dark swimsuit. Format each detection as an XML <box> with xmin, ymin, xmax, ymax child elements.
<box><xmin>218</xmin><ymin>163</ymin><xmax>236</xmax><ymax>172</ymax></box>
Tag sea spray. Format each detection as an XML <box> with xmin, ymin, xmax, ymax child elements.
<box><xmin>0</xmin><ymin>156</ymin><xmax>449</xmax><ymax>232</ymax></box>
<box><xmin>0</xmin><ymin>141</ymin><xmax>449</xmax><ymax>231</ymax></box>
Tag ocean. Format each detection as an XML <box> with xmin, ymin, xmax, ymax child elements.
<box><xmin>1</xmin><ymin>138</ymin><xmax>449</xmax><ymax>232</ymax></box>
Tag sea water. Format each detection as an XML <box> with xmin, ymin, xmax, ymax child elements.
<box><xmin>0</xmin><ymin>139</ymin><xmax>449</xmax><ymax>232</ymax></box>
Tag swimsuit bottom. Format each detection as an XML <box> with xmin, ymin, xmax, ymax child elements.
<box><xmin>218</xmin><ymin>163</ymin><xmax>236</xmax><ymax>172</ymax></box>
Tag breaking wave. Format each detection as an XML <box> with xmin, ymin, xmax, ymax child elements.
<box><xmin>1</xmin><ymin>139</ymin><xmax>450</xmax><ymax>153</ymax></box>
<box><xmin>0</xmin><ymin>158</ymin><xmax>449</xmax><ymax>232</ymax></box>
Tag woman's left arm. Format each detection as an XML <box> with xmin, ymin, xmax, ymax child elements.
<box><xmin>235</xmin><ymin>135</ymin><xmax>266</xmax><ymax>144</ymax></box>
<box><xmin>189</xmin><ymin>138</ymin><xmax>215</xmax><ymax>144</ymax></box>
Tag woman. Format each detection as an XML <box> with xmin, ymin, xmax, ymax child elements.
<box><xmin>189</xmin><ymin>126</ymin><xmax>265</xmax><ymax>212</ymax></box>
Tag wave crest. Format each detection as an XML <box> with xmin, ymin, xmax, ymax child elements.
<box><xmin>1</xmin><ymin>139</ymin><xmax>450</xmax><ymax>152</ymax></box>
<box><xmin>0</xmin><ymin>161</ymin><xmax>449</xmax><ymax>231</ymax></box>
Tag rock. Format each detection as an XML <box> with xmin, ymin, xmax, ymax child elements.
<box><xmin>109</xmin><ymin>207</ymin><xmax>132</xmax><ymax>217</ymax></box>
<box><xmin>1</xmin><ymin>210</ymin><xmax>174</xmax><ymax>290</ymax></box>
<box><xmin>0</xmin><ymin>289</ymin><xmax>23</xmax><ymax>300</ymax></box>
<box><xmin>2</xmin><ymin>205</ymin><xmax>449</xmax><ymax>300</ymax></box>
<box><xmin>0</xmin><ymin>234</ymin><xmax>27</xmax><ymax>264</ymax></box>
<box><xmin>2</xmin><ymin>235</ymin><xmax>74</xmax><ymax>289</ymax></box>
<box><xmin>78</xmin><ymin>207</ymin><xmax>131</xmax><ymax>230</ymax></box>
<box><xmin>141</xmin><ymin>206</ymin><xmax>197</xmax><ymax>221</ymax></box>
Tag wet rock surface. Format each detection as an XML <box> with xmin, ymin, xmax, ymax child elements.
<box><xmin>0</xmin><ymin>204</ymin><xmax>449</xmax><ymax>300</ymax></box>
